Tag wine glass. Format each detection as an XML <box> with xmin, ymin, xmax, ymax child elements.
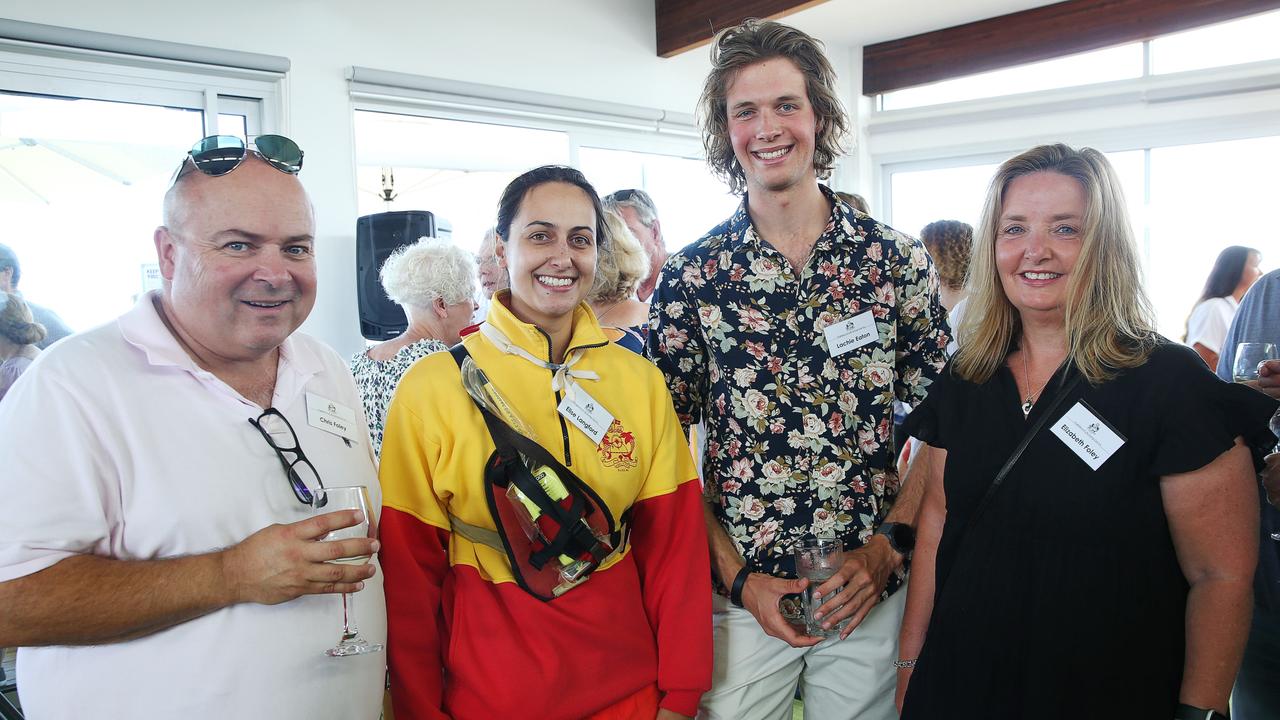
<box><xmin>1233</xmin><ymin>343</ymin><xmax>1277</xmax><ymax>383</ymax></box>
<box><xmin>312</xmin><ymin>485</ymin><xmax>384</xmax><ymax>657</ymax></box>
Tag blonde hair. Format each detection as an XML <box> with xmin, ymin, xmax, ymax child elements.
<box><xmin>589</xmin><ymin>209</ymin><xmax>650</xmax><ymax>305</ymax></box>
<box><xmin>0</xmin><ymin>293</ymin><xmax>46</xmax><ymax>346</ymax></box>
<box><xmin>954</xmin><ymin>144</ymin><xmax>1157</xmax><ymax>385</ymax></box>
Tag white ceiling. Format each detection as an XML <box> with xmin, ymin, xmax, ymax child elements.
<box><xmin>781</xmin><ymin>0</ymin><xmax>1062</xmax><ymax>48</ymax></box>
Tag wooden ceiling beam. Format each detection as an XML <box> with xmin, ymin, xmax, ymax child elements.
<box><xmin>863</xmin><ymin>0</ymin><xmax>1280</xmax><ymax>97</ymax></box>
<box><xmin>656</xmin><ymin>0</ymin><xmax>829</xmax><ymax>58</ymax></box>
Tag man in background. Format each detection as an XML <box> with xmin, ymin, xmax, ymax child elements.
<box><xmin>0</xmin><ymin>146</ymin><xmax>386</xmax><ymax>718</ymax></box>
<box><xmin>0</xmin><ymin>243</ymin><xmax>71</xmax><ymax>348</ymax></box>
<box><xmin>474</xmin><ymin>226</ymin><xmax>507</xmax><ymax>322</ymax></box>
<box><xmin>1218</xmin><ymin>268</ymin><xmax>1280</xmax><ymax>720</ymax></box>
<box><xmin>605</xmin><ymin>188</ymin><xmax>667</xmax><ymax>301</ymax></box>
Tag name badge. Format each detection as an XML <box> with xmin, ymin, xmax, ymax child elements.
<box><xmin>823</xmin><ymin>311</ymin><xmax>879</xmax><ymax>357</ymax></box>
<box><xmin>557</xmin><ymin>384</ymin><xmax>613</xmax><ymax>446</ymax></box>
<box><xmin>306</xmin><ymin>392</ymin><xmax>357</xmax><ymax>442</ymax></box>
<box><xmin>1050</xmin><ymin>401</ymin><xmax>1125</xmax><ymax>470</ymax></box>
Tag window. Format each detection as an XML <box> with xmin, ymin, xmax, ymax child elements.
<box><xmin>1147</xmin><ymin>136</ymin><xmax>1280</xmax><ymax>339</ymax></box>
<box><xmin>879</xmin><ymin>44</ymin><xmax>1143</xmax><ymax>111</ymax></box>
<box><xmin>0</xmin><ymin>42</ymin><xmax>281</xmax><ymax>334</ymax></box>
<box><xmin>0</xmin><ymin>92</ymin><xmax>201</xmax><ymax>331</ymax></box>
<box><xmin>352</xmin><ymin>106</ymin><xmax>732</xmax><ymax>257</ymax></box>
<box><xmin>1150</xmin><ymin>9</ymin><xmax>1280</xmax><ymax>75</ymax></box>
<box><xmin>354</xmin><ymin>111</ymin><xmax>571</xmax><ymax>249</ymax></box>
<box><xmin>884</xmin><ymin>145</ymin><xmax>1268</xmax><ymax>339</ymax></box>
<box><xmin>577</xmin><ymin>147</ymin><xmax>737</xmax><ymax>251</ymax></box>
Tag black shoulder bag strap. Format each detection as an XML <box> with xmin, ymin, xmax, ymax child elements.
<box><xmin>931</xmin><ymin>370</ymin><xmax>1085</xmax><ymax>605</ymax></box>
<box><xmin>966</xmin><ymin>370</ymin><xmax>1084</xmax><ymax>528</ymax></box>
<box><xmin>446</xmin><ymin>343</ymin><xmax>625</xmax><ymax>566</ymax></box>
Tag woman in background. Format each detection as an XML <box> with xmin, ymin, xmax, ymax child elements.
<box><xmin>588</xmin><ymin>208</ymin><xmax>651</xmax><ymax>353</ymax></box>
<box><xmin>1185</xmin><ymin>245</ymin><xmax>1262</xmax><ymax>369</ymax></box>
<box><xmin>921</xmin><ymin>219</ymin><xmax>974</xmax><ymax>356</ymax></box>
<box><xmin>350</xmin><ymin>238</ymin><xmax>477</xmax><ymax>456</ymax></box>
<box><xmin>0</xmin><ymin>292</ymin><xmax>45</xmax><ymax>401</ymax></box>
<box><xmin>897</xmin><ymin>144</ymin><xmax>1275</xmax><ymax>719</ymax></box>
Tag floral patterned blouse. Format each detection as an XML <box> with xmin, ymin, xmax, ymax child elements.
<box><xmin>350</xmin><ymin>338</ymin><xmax>448</xmax><ymax>457</ymax></box>
<box><xmin>647</xmin><ymin>187</ymin><xmax>950</xmax><ymax>587</ymax></box>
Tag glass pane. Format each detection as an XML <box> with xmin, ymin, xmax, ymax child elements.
<box><xmin>1147</xmin><ymin>136</ymin><xmax>1280</xmax><ymax>340</ymax></box>
<box><xmin>577</xmin><ymin>147</ymin><xmax>738</xmax><ymax>253</ymax></box>
<box><xmin>353</xmin><ymin>111</ymin><xmax>570</xmax><ymax>254</ymax></box>
<box><xmin>217</xmin><ymin>113</ymin><xmax>247</xmax><ymax>139</ymax></box>
<box><xmin>880</xmin><ymin>44</ymin><xmax>1144</xmax><ymax>111</ymax></box>
<box><xmin>888</xmin><ymin>162</ymin><xmax>999</xmax><ymax>239</ymax></box>
<box><xmin>0</xmin><ymin>91</ymin><xmax>203</xmax><ymax>332</ymax></box>
<box><xmin>1151</xmin><ymin>10</ymin><xmax>1280</xmax><ymax>75</ymax></box>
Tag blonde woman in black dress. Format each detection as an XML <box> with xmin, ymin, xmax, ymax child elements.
<box><xmin>896</xmin><ymin>144</ymin><xmax>1277</xmax><ymax>720</ymax></box>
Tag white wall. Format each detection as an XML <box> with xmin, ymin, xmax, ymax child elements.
<box><xmin>0</xmin><ymin>0</ymin><xmax>723</xmax><ymax>355</ymax></box>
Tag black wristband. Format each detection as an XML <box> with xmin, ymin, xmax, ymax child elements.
<box><xmin>729</xmin><ymin>566</ymin><xmax>752</xmax><ymax>608</ymax></box>
<box><xmin>1173</xmin><ymin>703</ymin><xmax>1228</xmax><ymax>720</ymax></box>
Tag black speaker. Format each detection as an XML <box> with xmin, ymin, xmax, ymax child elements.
<box><xmin>356</xmin><ymin>210</ymin><xmax>436</xmax><ymax>340</ymax></box>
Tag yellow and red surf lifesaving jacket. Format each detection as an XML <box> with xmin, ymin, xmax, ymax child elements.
<box><xmin>379</xmin><ymin>297</ymin><xmax>711</xmax><ymax>720</ymax></box>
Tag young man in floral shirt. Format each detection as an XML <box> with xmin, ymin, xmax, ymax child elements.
<box><xmin>648</xmin><ymin>19</ymin><xmax>950</xmax><ymax>720</ymax></box>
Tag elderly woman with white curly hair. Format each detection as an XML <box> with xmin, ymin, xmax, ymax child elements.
<box><xmin>351</xmin><ymin>238</ymin><xmax>478</xmax><ymax>456</ymax></box>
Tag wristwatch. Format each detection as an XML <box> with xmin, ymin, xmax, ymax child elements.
<box><xmin>875</xmin><ymin>522</ymin><xmax>916</xmax><ymax>556</ymax></box>
<box><xmin>1173</xmin><ymin>704</ymin><xmax>1228</xmax><ymax>720</ymax></box>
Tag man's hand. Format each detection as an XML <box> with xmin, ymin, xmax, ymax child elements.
<box><xmin>740</xmin><ymin>572</ymin><xmax>822</xmax><ymax>648</ymax></box>
<box><xmin>1263</xmin><ymin>453</ymin><xmax>1280</xmax><ymax>509</ymax></box>
<box><xmin>811</xmin><ymin>534</ymin><xmax>902</xmax><ymax>639</ymax></box>
<box><xmin>221</xmin><ymin>510</ymin><xmax>379</xmax><ymax>605</ymax></box>
<box><xmin>1243</xmin><ymin>359</ymin><xmax>1280</xmax><ymax>400</ymax></box>
<box><xmin>656</xmin><ymin>709</ymin><xmax>691</xmax><ymax>720</ymax></box>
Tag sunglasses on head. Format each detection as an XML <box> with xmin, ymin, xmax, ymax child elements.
<box><xmin>174</xmin><ymin>134</ymin><xmax>304</xmax><ymax>182</ymax></box>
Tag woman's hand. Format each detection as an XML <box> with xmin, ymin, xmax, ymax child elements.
<box><xmin>655</xmin><ymin>710</ymin><xmax>691</xmax><ymax>720</ymax></box>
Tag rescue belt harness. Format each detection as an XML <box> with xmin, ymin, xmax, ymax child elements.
<box><xmin>446</xmin><ymin>343</ymin><xmax>631</xmax><ymax>601</ymax></box>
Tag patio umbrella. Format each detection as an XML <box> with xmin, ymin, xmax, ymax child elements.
<box><xmin>0</xmin><ymin>136</ymin><xmax>177</xmax><ymax>206</ymax></box>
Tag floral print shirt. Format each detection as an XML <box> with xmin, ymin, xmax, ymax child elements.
<box><xmin>350</xmin><ymin>338</ymin><xmax>449</xmax><ymax>457</ymax></box>
<box><xmin>647</xmin><ymin>186</ymin><xmax>950</xmax><ymax>587</ymax></box>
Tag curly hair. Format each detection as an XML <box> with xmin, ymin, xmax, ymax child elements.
<box><xmin>589</xmin><ymin>209</ymin><xmax>650</xmax><ymax>305</ymax></box>
<box><xmin>0</xmin><ymin>293</ymin><xmax>46</xmax><ymax>346</ymax></box>
<box><xmin>380</xmin><ymin>238</ymin><xmax>476</xmax><ymax>309</ymax></box>
<box><xmin>920</xmin><ymin>220</ymin><xmax>973</xmax><ymax>290</ymax></box>
<box><xmin>698</xmin><ymin>19</ymin><xmax>848</xmax><ymax>195</ymax></box>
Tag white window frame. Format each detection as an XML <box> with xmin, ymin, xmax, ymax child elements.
<box><xmin>348</xmin><ymin>69</ymin><xmax>707</xmax><ymax>171</ymax></box>
<box><xmin>0</xmin><ymin>37</ymin><xmax>287</xmax><ymax>139</ymax></box>
<box><xmin>870</xmin><ymin>58</ymin><xmax>1280</xmax><ymax>227</ymax></box>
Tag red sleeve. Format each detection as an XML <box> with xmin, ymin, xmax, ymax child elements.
<box><xmin>629</xmin><ymin>478</ymin><xmax>713</xmax><ymax>716</ymax></box>
<box><xmin>380</xmin><ymin>507</ymin><xmax>452</xmax><ymax>720</ymax></box>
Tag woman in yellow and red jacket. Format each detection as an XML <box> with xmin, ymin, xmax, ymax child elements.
<box><xmin>379</xmin><ymin>166</ymin><xmax>711</xmax><ymax>720</ymax></box>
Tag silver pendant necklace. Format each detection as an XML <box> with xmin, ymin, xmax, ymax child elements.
<box><xmin>1020</xmin><ymin>349</ymin><xmax>1051</xmax><ymax>418</ymax></box>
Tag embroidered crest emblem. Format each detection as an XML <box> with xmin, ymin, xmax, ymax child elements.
<box><xmin>598</xmin><ymin>419</ymin><xmax>637</xmax><ymax>470</ymax></box>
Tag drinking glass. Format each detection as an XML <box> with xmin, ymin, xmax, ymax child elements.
<box><xmin>1233</xmin><ymin>343</ymin><xmax>1277</xmax><ymax>383</ymax></box>
<box><xmin>312</xmin><ymin>485</ymin><xmax>384</xmax><ymax>657</ymax></box>
<box><xmin>793</xmin><ymin>537</ymin><xmax>850</xmax><ymax>638</ymax></box>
